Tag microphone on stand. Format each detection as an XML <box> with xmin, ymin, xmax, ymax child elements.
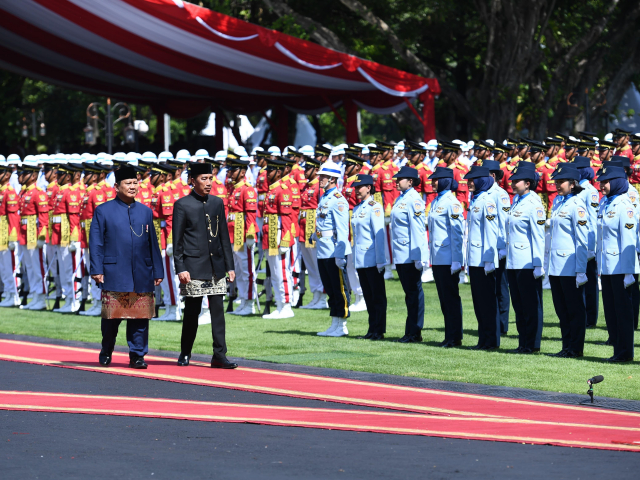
<box><xmin>585</xmin><ymin>375</ymin><xmax>604</xmax><ymax>404</ymax></box>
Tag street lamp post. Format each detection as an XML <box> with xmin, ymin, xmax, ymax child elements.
<box><xmin>85</xmin><ymin>98</ymin><xmax>132</xmax><ymax>153</ymax></box>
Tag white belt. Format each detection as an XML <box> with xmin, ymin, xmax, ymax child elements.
<box><xmin>80</xmin><ymin>222</ymin><xmax>85</xmax><ymax>228</ymax></box>
<box><xmin>228</xmin><ymin>213</ymin><xmax>236</xmax><ymax>221</ymax></box>
<box><xmin>317</xmin><ymin>230</ymin><xmax>334</xmax><ymax>238</ymax></box>
<box><xmin>51</xmin><ymin>216</ymin><xmax>62</xmax><ymax>224</ymax></box>
<box><xmin>258</xmin><ymin>194</ymin><xmax>265</xmax><ymax>201</ymax></box>
<box><xmin>20</xmin><ymin>219</ymin><xmax>29</xmax><ymax>225</ymax></box>
<box><xmin>300</xmin><ymin>211</ymin><xmax>307</xmax><ymax>218</ymax></box>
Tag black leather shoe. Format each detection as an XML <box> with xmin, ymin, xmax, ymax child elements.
<box><xmin>357</xmin><ymin>333</ymin><xmax>374</xmax><ymax>339</ymax></box>
<box><xmin>129</xmin><ymin>357</ymin><xmax>148</xmax><ymax>369</ymax></box>
<box><xmin>520</xmin><ymin>348</ymin><xmax>535</xmax><ymax>354</ymax></box>
<box><xmin>443</xmin><ymin>340</ymin><xmax>462</xmax><ymax>348</ymax></box>
<box><xmin>370</xmin><ymin>333</ymin><xmax>384</xmax><ymax>341</ymax></box>
<box><xmin>608</xmin><ymin>356</ymin><xmax>634</xmax><ymax>363</ymax></box>
<box><xmin>565</xmin><ymin>350</ymin><xmax>583</xmax><ymax>358</ymax></box>
<box><xmin>98</xmin><ymin>351</ymin><xmax>112</xmax><ymax>366</ymax></box>
<box><xmin>177</xmin><ymin>353</ymin><xmax>190</xmax><ymax>366</ymax></box>
<box><xmin>481</xmin><ymin>345</ymin><xmax>499</xmax><ymax>351</ymax></box>
<box><xmin>398</xmin><ymin>334</ymin><xmax>422</xmax><ymax>343</ymax></box>
<box><xmin>586</xmin><ymin>324</ymin><xmax>597</xmax><ymax>329</ymax></box>
<box><xmin>211</xmin><ymin>357</ymin><xmax>238</xmax><ymax>369</ymax></box>
<box><xmin>468</xmin><ymin>345</ymin><xmax>483</xmax><ymax>350</ymax></box>
<box><xmin>508</xmin><ymin>347</ymin><xmax>523</xmax><ymax>354</ymax></box>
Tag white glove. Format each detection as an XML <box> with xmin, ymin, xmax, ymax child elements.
<box><xmin>68</xmin><ymin>242</ymin><xmax>77</xmax><ymax>253</ymax></box>
<box><xmin>377</xmin><ymin>263</ymin><xmax>386</xmax><ymax>273</ymax></box>
<box><xmin>533</xmin><ymin>266</ymin><xmax>544</xmax><ymax>279</ymax></box>
<box><xmin>576</xmin><ymin>272</ymin><xmax>588</xmax><ymax>288</ymax></box>
<box><xmin>384</xmin><ymin>216</ymin><xmax>391</xmax><ymax>225</ymax></box>
<box><xmin>166</xmin><ymin>244</ymin><xmax>173</xmax><ymax>257</ymax></box>
<box><xmin>587</xmin><ymin>250</ymin><xmax>595</xmax><ymax>260</ymax></box>
<box><xmin>498</xmin><ymin>249</ymin><xmax>507</xmax><ymax>260</ymax></box>
<box><xmin>451</xmin><ymin>261</ymin><xmax>462</xmax><ymax>275</ymax></box>
<box><xmin>624</xmin><ymin>274</ymin><xmax>635</xmax><ymax>288</ymax></box>
<box><xmin>335</xmin><ymin>258</ymin><xmax>347</xmax><ymax>269</ymax></box>
<box><xmin>484</xmin><ymin>262</ymin><xmax>495</xmax><ymax>275</ymax></box>
<box><xmin>36</xmin><ymin>239</ymin><xmax>45</xmax><ymax>249</ymax></box>
<box><xmin>309</xmin><ymin>232</ymin><xmax>318</xmax><ymax>243</ymax></box>
<box><xmin>245</xmin><ymin>237</ymin><xmax>255</xmax><ymax>248</ymax></box>
<box><xmin>279</xmin><ymin>246</ymin><xmax>290</xmax><ymax>255</ymax></box>
<box><xmin>414</xmin><ymin>260</ymin><xmax>424</xmax><ymax>270</ymax></box>
<box><xmin>8</xmin><ymin>241</ymin><xmax>17</xmax><ymax>251</ymax></box>
<box><xmin>545</xmin><ymin>219</ymin><xmax>551</xmax><ymax>227</ymax></box>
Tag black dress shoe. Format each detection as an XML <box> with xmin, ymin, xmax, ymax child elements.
<box><xmin>481</xmin><ymin>345</ymin><xmax>499</xmax><ymax>351</ymax></box>
<box><xmin>398</xmin><ymin>334</ymin><xmax>422</xmax><ymax>344</ymax></box>
<box><xmin>608</xmin><ymin>356</ymin><xmax>634</xmax><ymax>363</ymax></box>
<box><xmin>129</xmin><ymin>357</ymin><xmax>148</xmax><ymax>369</ymax></box>
<box><xmin>98</xmin><ymin>351</ymin><xmax>112</xmax><ymax>366</ymax></box>
<box><xmin>508</xmin><ymin>347</ymin><xmax>523</xmax><ymax>354</ymax></box>
<box><xmin>357</xmin><ymin>332</ymin><xmax>375</xmax><ymax>339</ymax></box>
<box><xmin>547</xmin><ymin>349</ymin><xmax>568</xmax><ymax>358</ymax></box>
<box><xmin>565</xmin><ymin>350</ymin><xmax>583</xmax><ymax>358</ymax></box>
<box><xmin>443</xmin><ymin>340</ymin><xmax>462</xmax><ymax>348</ymax></box>
<box><xmin>370</xmin><ymin>333</ymin><xmax>384</xmax><ymax>341</ymax></box>
<box><xmin>438</xmin><ymin>339</ymin><xmax>451</xmax><ymax>347</ymax></box>
<box><xmin>468</xmin><ymin>345</ymin><xmax>483</xmax><ymax>350</ymax></box>
<box><xmin>211</xmin><ymin>357</ymin><xmax>238</xmax><ymax>369</ymax></box>
<box><xmin>177</xmin><ymin>353</ymin><xmax>191</xmax><ymax>366</ymax></box>
<box><xmin>586</xmin><ymin>324</ymin><xmax>597</xmax><ymax>329</ymax></box>
<box><xmin>520</xmin><ymin>348</ymin><xmax>535</xmax><ymax>354</ymax></box>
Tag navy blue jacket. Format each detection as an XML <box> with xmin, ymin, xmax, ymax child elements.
<box><xmin>89</xmin><ymin>196</ymin><xmax>163</xmax><ymax>293</ymax></box>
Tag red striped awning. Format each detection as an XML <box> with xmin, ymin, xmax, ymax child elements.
<box><xmin>0</xmin><ymin>0</ymin><xmax>440</xmax><ymax>118</ymax></box>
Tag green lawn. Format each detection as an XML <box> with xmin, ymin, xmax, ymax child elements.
<box><xmin>1</xmin><ymin>272</ymin><xmax>639</xmax><ymax>401</ymax></box>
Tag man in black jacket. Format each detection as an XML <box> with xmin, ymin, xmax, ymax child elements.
<box><xmin>173</xmin><ymin>162</ymin><xmax>237</xmax><ymax>368</ymax></box>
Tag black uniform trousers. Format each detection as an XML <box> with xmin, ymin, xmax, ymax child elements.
<box><xmin>549</xmin><ymin>275</ymin><xmax>586</xmax><ymax>354</ymax></box>
<box><xmin>432</xmin><ymin>265</ymin><xmax>463</xmax><ymax>342</ymax></box>
<box><xmin>469</xmin><ymin>267</ymin><xmax>500</xmax><ymax>348</ymax></box>
<box><xmin>396</xmin><ymin>262</ymin><xmax>424</xmax><ymax>336</ymax></box>
<box><xmin>585</xmin><ymin>258</ymin><xmax>599</xmax><ymax>327</ymax></box>
<box><xmin>633</xmin><ymin>278</ymin><xmax>640</xmax><ymax>331</ymax></box>
<box><xmin>181</xmin><ymin>295</ymin><xmax>227</xmax><ymax>360</ymax></box>
<box><xmin>101</xmin><ymin>318</ymin><xmax>149</xmax><ymax>360</ymax></box>
<box><xmin>495</xmin><ymin>257</ymin><xmax>510</xmax><ymax>334</ymax></box>
<box><xmin>507</xmin><ymin>269</ymin><xmax>543</xmax><ymax>350</ymax></box>
<box><xmin>601</xmin><ymin>274</ymin><xmax>636</xmax><ymax>360</ymax></box>
<box><xmin>357</xmin><ymin>266</ymin><xmax>387</xmax><ymax>334</ymax></box>
<box><xmin>318</xmin><ymin>258</ymin><xmax>350</xmax><ymax>318</ymax></box>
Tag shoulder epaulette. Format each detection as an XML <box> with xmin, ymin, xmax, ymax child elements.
<box><xmin>368</xmin><ymin>200</ymin><xmax>376</xmax><ymax>206</ymax></box>
<box><xmin>334</xmin><ymin>192</ymin><xmax>342</xmax><ymax>198</ymax></box>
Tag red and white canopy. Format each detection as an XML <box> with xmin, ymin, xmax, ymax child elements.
<box><xmin>0</xmin><ymin>0</ymin><xmax>440</xmax><ymax>118</ymax></box>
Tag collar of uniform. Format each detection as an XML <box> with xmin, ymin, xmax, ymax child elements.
<box><xmin>308</xmin><ymin>177</ymin><xmax>319</xmax><ymax>186</ymax></box>
<box><xmin>346</xmin><ymin>174</ymin><xmax>358</xmax><ymax>183</ymax></box>
<box><xmin>154</xmin><ymin>185</ymin><xmax>164</xmax><ymax>194</ymax></box>
<box><xmin>114</xmin><ymin>195</ymin><xmax>137</xmax><ymax>208</ymax></box>
<box><xmin>535</xmin><ymin>161</ymin><xmax>546</xmax><ymax>168</ymax></box>
<box><xmin>269</xmin><ymin>180</ymin><xmax>281</xmax><ymax>191</ymax></box>
<box><xmin>60</xmin><ymin>184</ymin><xmax>69</xmax><ymax>191</ymax></box>
<box><xmin>234</xmin><ymin>180</ymin><xmax>245</xmax><ymax>188</ymax></box>
<box><xmin>25</xmin><ymin>184</ymin><xmax>36</xmax><ymax>192</ymax></box>
<box><xmin>398</xmin><ymin>187</ymin><xmax>414</xmax><ymax>199</ymax></box>
<box><xmin>48</xmin><ymin>180</ymin><xmax>57</xmax><ymax>188</ymax></box>
<box><xmin>190</xmin><ymin>190</ymin><xmax>208</xmax><ymax>203</ymax></box>
<box><xmin>323</xmin><ymin>186</ymin><xmax>336</xmax><ymax>197</ymax></box>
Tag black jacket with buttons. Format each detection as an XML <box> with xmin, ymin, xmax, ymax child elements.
<box><xmin>173</xmin><ymin>191</ymin><xmax>233</xmax><ymax>280</ymax></box>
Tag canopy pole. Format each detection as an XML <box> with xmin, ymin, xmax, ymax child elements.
<box><xmin>420</xmin><ymin>91</ymin><xmax>436</xmax><ymax>141</ymax></box>
<box><xmin>214</xmin><ymin>107</ymin><xmax>224</xmax><ymax>151</ymax></box>
<box><xmin>344</xmin><ymin>99</ymin><xmax>359</xmax><ymax>144</ymax></box>
<box><xmin>276</xmin><ymin>104</ymin><xmax>288</xmax><ymax>148</ymax></box>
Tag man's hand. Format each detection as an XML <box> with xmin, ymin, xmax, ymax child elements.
<box><xmin>154</xmin><ymin>278</ymin><xmax>163</xmax><ymax>286</ymax></box>
<box><xmin>178</xmin><ymin>271</ymin><xmax>191</xmax><ymax>284</ymax></box>
<box><xmin>92</xmin><ymin>274</ymin><xmax>104</xmax><ymax>284</ymax></box>
<box><xmin>228</xmin><ymin>270</ymin><xmax>236</xmax><ymax>282</ymax></box>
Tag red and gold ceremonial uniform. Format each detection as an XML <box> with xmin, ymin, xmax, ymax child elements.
<box><xmin>19</xmin><ymin>184</ymin><xmax>49</xmax><ymax>296</ymax></box>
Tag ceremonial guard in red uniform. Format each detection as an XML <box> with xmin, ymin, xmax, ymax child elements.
<box><xmin>18</xmin><ymin>162</ymin><xmax>49</xmax><ymax>311</ymax></box>
<box><xmin>0</xmin><ymin>165</ymin><xmax>20</xmax><ymax>307</ymax></box>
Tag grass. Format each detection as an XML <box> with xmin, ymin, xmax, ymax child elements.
<box><xmin>1</xmin><ymin>271</ymin><xmax>639</xmax><ymax>401</ymax></box>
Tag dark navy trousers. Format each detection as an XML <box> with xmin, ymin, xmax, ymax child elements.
<box><xmin>601</xmin><ymin>274</ymin><xmax>635</xmax><ymax>360</ymax></box>
<box><xmin>101</xmin><ymin>318</ymin><xmax>149</xmax><ymax>360</ymax></box>
<box><xmin>469</xmin><ymin>267</ymin><xmax>500</xmax><ymax>348</ymax></box>
<box><xmin>495</xmin><ymin>257</ymin><xmax>510</xmax><ymax>334</ymax></box>
<box><xmin>585</xmin><ymin>258</ymin><xmax>599</xmax><ymax>327</ymax></box>
<box><xmin>432</xmin><ymin>265</ymin><xmax>463</xmax><ymax>342</ymax></box>
<box><xmin>507</xmin><ymin>269</ymin><xmax>543</xmax><ymax>350</ymax></box>
<box><xmin>396</xmin><ymin>262</ymin><xmax>424</xmax><ymax>336</ymax></box>
<box><xmin>357</xmin><ymin>266</ymin><xmax>387</xmax><ymax>334</ymax></box>
<box><xmin>549</xmin><ymin>275</ymin><xmax>586</xmax><ymax>354</ymax></box>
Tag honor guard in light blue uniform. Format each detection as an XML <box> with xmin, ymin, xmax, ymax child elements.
<box><xmin>464</xmin><ymin>166</ymin><xmax>501</xmax><ymax>349</ymax></box>
<box><xmin>506</xmin><ymin>163</ymin><xmax>545</xmax><ymax>353</ymax></box>
<box><xmin>390</xmin><ymin>166</ymin><xmax>428</xmax><ymax>343</ymax></box>
<box><xmin>547</xmin><ymin>164</ymin><xmax>589</xmax><ymax>358</ymax></box>
<box><xmin>314</xmin><ymin>160</ymin><xmax>352</xmax><ymax>338</ymax></box>
<box><xmin>595</xmin><ymin>166</ymin><xmax>637</xmax><ymax>362</ymax></box>
<box><xmin>427</xmin><ymin>167</ymin><xmax>464</xmax><ymax>347</ymax></box>
<box><xmin>350</xmin><ymin>174</ymin><xmax>387</xmax><ymax>340</ymax></box>
<box><xmin>483</xmin><ymin>159</ymin><xmax>511</xmax><ymax>336</ymax></box>
<box><xmin>572</xmin><ymin>156</ymin><xmax>600</xmax><ymax>328</ymax></box>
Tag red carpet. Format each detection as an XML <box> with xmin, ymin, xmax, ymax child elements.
<box><xmin>1</xmin><ymin>339</ymin><xmax>640</xmax><ymax>438</ymax></box>
<box><xmin>1</xmin><ymin>390</ymin><xmax>639</xmax><ymax>451</ymax></box>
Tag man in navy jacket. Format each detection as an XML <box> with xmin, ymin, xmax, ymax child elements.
<box><xmin>90</xmin><ymin>165</ymin><xmax>163</xmax><ymax>368</ymax></box>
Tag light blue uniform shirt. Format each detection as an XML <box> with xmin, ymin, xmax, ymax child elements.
<box><xmin>315</xmin><ymin>187</ymin><xmax>352</xmax><ymax>260</ymax></box>
<box><xmin>596</xmin><ymin>194</ymin><xmax>640</xmax><ymax>275</ymax></box>
<box><xmin>427</xmin><ymin>190</ymin><xmax>464</xmax><ymax>265</ymax></box>
<box><xmin>351</xmin><ymin>198</ymin><xmax>386</xmax><ymax>269</ymax></box>
<box><xmin>390</xmin><ymin>187</ymin><xmax>428</xmax><ymax>264</ymax></box>
<box><xmin>506</xmin><ymin>193</ymin><xmax>545</xmax><ymax>269</ymax></box>
<box><xmin>488</xmin><ymin>183</ymin><xmax>511</xmax><ymax>250</ymax></box>
<box><xmin>548</xmin><ymin>194</ymin><xmax>589</xmax><ymax>276</ymax></box>
<box><xmin>625</xmin><ymin>185</ymin><xmax>640</xmax><ymax>254</ymax></box>
<box><xmin>466</xmin><ymin>190</ymin><xmax>499</xmax><ymax>267</ymax></box>
<box><xmin>578</xmin><ymin>179</ymin><xmax>600</xmax><ymax>252</ymax></box>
